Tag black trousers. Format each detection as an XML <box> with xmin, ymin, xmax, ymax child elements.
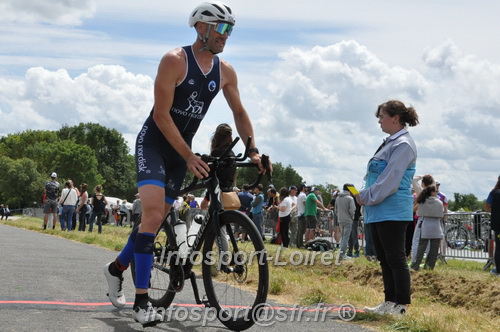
<box><xmin>405</xmin><ymin>219</ymin><xmax>416</xmax><ymax>257</ymax></box>
<box><xmin>279</xmin><ymin>215</ymin><xmax>291</xmax><ymax>248</ymax></box>
<box><xmin>370</xmin><ymin>221</ymin><xmax>411</xmax><ymax>304</ymax></box>
<box><xmin>495</xmin><ymin>230</ymin><xmax>500</xmax><ymax>273</ymax></box>
<box><xmin>348</xmin><ymin>218</ymin><xmax>360</xmax><ymax>253</ymax></box>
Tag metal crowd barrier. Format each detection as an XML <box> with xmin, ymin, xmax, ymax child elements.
<box><xmin>20</xmin><ymin>206</ymin><xmax>494</xmax><ymax>265</ymax></box>
<box><xmin>155</xmin><ymin>205</ymin><xmax>497</xmax><ymax>268</ymax></box>
<box><xmin>314</xmin><ymin>210</ymin><xmax>366</xmax><ymax>249</ymax></box>
<box><xmin>441</xmin><ymin>212</ymin><xmax>493</xmax><ymax>263</ymax></box>
<box><xmin>23</xmin><ymin>208</ymin><xmax>45</xmax><ymax>218</ymax></box>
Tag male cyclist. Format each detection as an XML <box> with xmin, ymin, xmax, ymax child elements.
<box><xmin>103</xmin><ymin>1</ymin><xmax>266</xmax><ymax>326</ymax></box>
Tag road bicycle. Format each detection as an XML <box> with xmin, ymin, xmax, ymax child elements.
<box><xmin>445</xmin><ymin>214</ymin><xmax>491</xmax><ymax>250</ymax></box>
<box><xmin>131</xmin><ymin>137</ymin><xmax>271</xmax><ymax>331</ymax></box>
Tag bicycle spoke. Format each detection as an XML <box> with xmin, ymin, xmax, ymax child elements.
<box><xmin>202</xmin><ymin>210</ymin><xmax>268</xmax><ymax>330</ymax></box>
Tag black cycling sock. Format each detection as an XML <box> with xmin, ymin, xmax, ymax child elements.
<box><xmin>134</xmin><ymin>293</ymin><xmax>149</xmax><ymax>308</ymax></box>
<box><xmin>108</xmin><ymin>258</ymin><xmax>125</xmax><ymax>277</ymax></box>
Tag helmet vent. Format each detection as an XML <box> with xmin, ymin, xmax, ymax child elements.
<box><xmin>201</xmin><ymin>10</ymin><xmax>215</xmax><ymax>17</ymax></box>
<box><xmin>212</xmin><ymin>4</ymin><xmax>224</xmax><ymax>14</ymax></box>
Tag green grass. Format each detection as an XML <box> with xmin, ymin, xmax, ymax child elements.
<box><xmin>2</xmin><ymin>217</ymin><xmax>131</xmax><ymax>250</ymax></box>
<box><xmin>3</xmin><ymin>216</ymin><xmax>500</xmax><ymax>332</ymax></box>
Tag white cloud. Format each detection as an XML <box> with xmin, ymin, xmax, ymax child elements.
<box><xmin>3</xmin><ymin>37</ymin><xmax>499</xmax><ymax>199</ymax></box>
<box><xmin>0</xmin><ymin>0</ymin><xmax>96</xmax><ymax>25</ymax></box>
<box><xmin>2</xmin><ymin>37</ymin><xmax>499</xmax><ymax>200</ymax></box>
<box><xmin>251</xmin><ymin>40</ymin><xmax>500</xmax><ymax>199</ymax></box>
<box><xmin>2</xmin><ymin>1</ymin><xmax>500</xmax><ymax>201</ymax></box>
<box><xmin>0</xmin><ymin>65</ymin><xmax>153</xmax><ymax>138</ymax></box>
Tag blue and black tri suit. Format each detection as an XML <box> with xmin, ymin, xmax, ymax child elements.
<box><xmin>113</xmin><ymin>46</ymin><xmax>222</xmax><ymax>292</ymax></box>
<box><xmin>135</xmin><ymin>45</ymin><xmax>221</xmax><ymax>204</ymax></box>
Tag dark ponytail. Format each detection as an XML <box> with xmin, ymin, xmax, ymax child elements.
<box><xmin>417</xmin><ymin>185</ymin><xmax>436</xmax><ymax>204</ymax></box>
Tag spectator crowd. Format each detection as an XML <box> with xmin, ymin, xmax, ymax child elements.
<box><xmin>40</xmin><ymin>172</ymin><xmax>141</xmax><ymax>233</ymax></box>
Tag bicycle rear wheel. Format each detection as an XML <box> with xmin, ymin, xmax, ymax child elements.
<box><xmin>202</xmin><ymin>210</ymin><xmax>269</xmax><ymax>331</ymax></box>
<box><xmin>445</xmin><ymin>226</ymin><xmax>468</xmax><ymax>250</ymax></box>
<box><xmin>130</xmin><ymin>215</ymin><xmax>178</xmax><ymax>309</ymax></box>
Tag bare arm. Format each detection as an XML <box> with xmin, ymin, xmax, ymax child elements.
<box><xmin>76</xmin><ymin>192</ymin><xmax>88</xmax><ymax>212</ymax></box>
<box><xmin>485</xmin><ymin>203</ymin><xmax>491</xmax><ymax>212</ymax></box>
<box><xmin>316</xmin><ymin>200</ymin><xmax>327</xmax><ymax>210</ymax></box>
<box><xmin>221</xmin><ymin>60</ymin><xmax>269</xmax><ymax>173</ymax></box>
<box><xmin>412</xmin><ymin>175</ymin><xmax>423</xmax><ymax>195</ymax></box>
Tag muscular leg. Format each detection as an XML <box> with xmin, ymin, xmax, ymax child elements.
<box><xmin>134</xmin><ymin>184</ymin><xmax>171</xmax><ymax>294</ymax></box>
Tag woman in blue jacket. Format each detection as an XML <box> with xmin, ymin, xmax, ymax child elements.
<box><xmin>356</xmin><ymin>100</ymin><xmax>419</xmax><ymax>316</ymax></box>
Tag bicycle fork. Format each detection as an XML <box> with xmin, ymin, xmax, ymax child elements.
<box><xmin>212</xmin><ymin>209</ymin><xmax>242</xmax><ymax>274</ymax></box>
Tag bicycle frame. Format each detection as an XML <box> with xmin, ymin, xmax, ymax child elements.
<box><xmin>152</xmin><ymin>136</ymin><xmax>271</xmax><ymax>304</ymax></box>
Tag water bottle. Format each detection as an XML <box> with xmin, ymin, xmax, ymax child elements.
<box><xmin>187</xmin><ymin>214</ymin><xmax>204</xmax><ymax>247</ymax></box>
<box><xmin>173</xmin><ymin>220</ymin><xmax>188</xmax><ymax>258</ymax></box>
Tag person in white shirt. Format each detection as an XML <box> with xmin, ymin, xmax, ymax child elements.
<box><xmin>296</xmin><ymin>184</ymin><xmax>308</xmax><ymax>248</ymax></box>
<box><xmin>59</xmin><ymin>180</ymin><xmax>78</xmax><ymax>231</ymax></box>
<box><xmin>278</xmin><ymin>187</ymin><xmax>293</xmax><ymax>248</ymax></box>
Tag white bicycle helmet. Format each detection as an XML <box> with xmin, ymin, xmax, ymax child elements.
<box><xmin>189</xmin><ymin>1</ymin><xmax>235</xmax><ymax>27</ymax></box>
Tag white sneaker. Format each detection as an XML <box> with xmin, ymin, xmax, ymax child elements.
<box><xmin>132</xmin><ymin>301</ymin><xmax>162</xmax><ymax>326</ymax></box>
<box><xmin>388</xmin><ymin>304</ymin><xmax>408</xmax><ymax>316</ymax></box>
<box><xmin>363</xmin><ymin>301</ymin><xmax>395</xmax><ymax>314</ymax></box>
<box><xmin>104</xmin><ymin>262</ymin><xmax>126</xmax><ymax>308</ymax></box>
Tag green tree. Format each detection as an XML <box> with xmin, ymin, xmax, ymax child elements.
<box><xmin>0</xmin><ymin>124</ymin><xmax>138</xmax><ymax>206</ymax></box>
<box><xmin>449</xmin><ymin>193</ymin><xmax>483</xmax><ymax>211</ymax></box>
<box><xmin>312</xmin><ymin>183</ymin><xmax>339</xmax><ymax>207</ymax></box>
<box><xmin>235</xmin><ymin>161</ymin><xmax>303</xmax><ymax>191</ymax></box>
<box><xmin>0</xmin><ymin>156</ymin><xmax>43</xmax><ymax>208</ymax></box>
<box><xmin>57</xmin><ymin>123</ymin><xmax>136</xmax><ymax>199</ymax></box>
<box><xmin>23</xmin><ymin>140</ymin><xmax>104</xmax><ymax>191</ymax></box>
<box><xmin>0</xmin><ymin>130</ymin><xmax>58</xmax><ymax>159</ymax></box>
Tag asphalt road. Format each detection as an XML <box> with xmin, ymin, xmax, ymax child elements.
<box><xmin>0</xmin><ymin>223</ymin><xmax>374</xmax><ymax>331</ymax></box>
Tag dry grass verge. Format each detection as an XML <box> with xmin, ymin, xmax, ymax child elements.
<box><xmin>3</xmin><ymin>217</ymin><xmax>499</xmax><ymax>331</ymax></box>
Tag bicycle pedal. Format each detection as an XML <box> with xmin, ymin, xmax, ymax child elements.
<box><xmin>201</xmin><ymin>296</ymin><xmax>211</xmax><ymax>307</ymax></box>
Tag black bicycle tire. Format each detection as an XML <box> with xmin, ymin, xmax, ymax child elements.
<box><xmin>201</xmin><ymin>210</ymin><xmax>269</xmax><ymax>331</ymax></box>
<box><xmin>480</xmin><ymin>220</ymin><xmax>491</xmax><ymax>242</ymax></box>
<box><xmin>130</xmin><ymin>214</ymin><xmax>177</xmax><ymax>309</ymax></box>
<box><xmin>445</xmin><ymin>226</ymin><xmax>468</xmax><ymax>250</ymax></box>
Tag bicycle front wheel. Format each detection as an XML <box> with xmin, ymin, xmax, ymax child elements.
<box><xmin>202</xmin><ymin>210</ymin><xmax>269</xmax><ymax>331</ymax></box>
<box><xmin>130</xmin><ymin>215</ymin><xmax>177</xmax><ymax>309</ymax></box>
<box><xmin>445</xmin><ymin>226</ymin><xmax>468</xmax><ymax>250</ymax></box>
